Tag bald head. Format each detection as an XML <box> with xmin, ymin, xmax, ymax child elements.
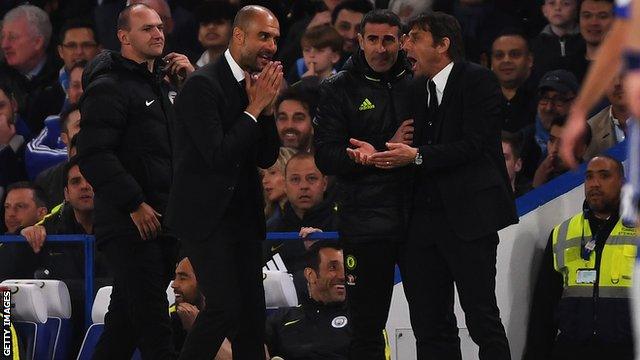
<box><xmin>128</xmin><ymin>0</ymin><xmax>173</xmax><ymax>33</ymax></box>
<box><xmin>233</xmin><ymin>5</ymin><xmax>277</xmax><ymax>32</ymax></box>
<box><xmin>229</xmin><ymin>5</ymin><xmax>280</xmax><ymax>72</ymax></box>
<box><xmin>118</xmin><ymin>4</ymin><xmax>153</xmax><ymax>31</ymax></box>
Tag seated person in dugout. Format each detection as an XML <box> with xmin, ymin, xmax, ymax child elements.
<box><xmin>267</xmin><ymin>240</ymin><xmax>356</xmax><ymax>360</ymax></box>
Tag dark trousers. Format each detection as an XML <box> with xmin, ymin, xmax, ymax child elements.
<box><xmin>342</xmin><ymin>238</ymin><xmax>402</xmax><ymax>360</ymax></box>
<box><xmin>92</xmin><ymin>235</ymin><xmax>178</xmax><ymax>360</ymax></box>
<box><xmin>404</xmin><ymin>210</ymin><xmax>510</xmax><ymax>360</ymax></box>
<box><xmin>178</xmin><ymin>225</ymin><xmax>266</xmax><ymax>360</ymax></box>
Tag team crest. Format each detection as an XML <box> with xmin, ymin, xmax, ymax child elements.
<box><xmin>331</xmin><ymin>316</ymin><xmax>348</xmax><ymax>328</ymax></box>
<box><xmin>168</xmin><ymin>91</ymin><xmax>177</xmax><ymax>104</ymax></box>
<box><xmin>346</xmin><ymin>255</ymin><xmax>357</xmax><ymax>270</ymax></box>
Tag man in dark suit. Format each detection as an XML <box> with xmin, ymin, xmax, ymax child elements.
<box><xmin>166</xmin><ymin>5</ymin><xmax>282</xmax><ymax>360</ymax></box>
<box><xmin>368</xmin><ymin>12</ymin><xmax>518</xmax><ymax>360</ymax></box>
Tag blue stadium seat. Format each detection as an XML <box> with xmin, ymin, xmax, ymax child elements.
<box><xmin>76</xmin><ymin>286</ymin><xmax>143</xmax><ymax>360</ymax></box>
<box><xmin>14</xmin><ymin>321</ymin><xmax>51</xmax><ymax>360</ymax></box>
<box><xmin>76</xmin><ymin>323</ymin><xmax>103</xmax><ymax>360</ymax></box>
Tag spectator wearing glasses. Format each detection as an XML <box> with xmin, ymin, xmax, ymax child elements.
<box><xmin>534</xmin><ymin>70</ymin><xmax>579</xmax><ymax>159</ymax></box>
<box><xmin>56</xmin><ymin>20</ymin><xmax>100</xmax><ymax>103</ymax></box>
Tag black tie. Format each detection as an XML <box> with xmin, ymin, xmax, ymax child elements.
<box><xmin>427</xmin><ymin>80</ymin><xmax>438</xmax><ymax>116</ymax></box>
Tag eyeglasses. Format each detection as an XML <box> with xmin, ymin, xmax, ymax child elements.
<box><xmin>539</xmin><ymin>96</ymin><xmax>574</xmax><ymax>107</ymax></box>
<box><xmin>62</xmin><ymin>42</ymin><xmax>98</xmax><ymax>51</ymax></box>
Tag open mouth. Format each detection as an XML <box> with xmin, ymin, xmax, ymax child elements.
<box><xmin>283</xmin><ymin>132</ymin><xmax>298</xmax><ymax>139</ymax></box>
<box><xmin>258</xmin><ymin>54</ymin><xmax>273</xmax><ymax>63</ymax></box>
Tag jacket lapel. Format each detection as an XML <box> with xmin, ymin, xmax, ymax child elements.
<box><xmin>215</xmin><ymin>56</ymin><xmax>248</xmax><ymax>112</ymax></box>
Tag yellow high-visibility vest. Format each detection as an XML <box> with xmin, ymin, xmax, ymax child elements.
<box><xmin>552</xmin><ymin>212</ymin><xmax>638</xmax><ymax>299</ymax></box>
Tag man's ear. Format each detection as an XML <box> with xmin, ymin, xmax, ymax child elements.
<box><xmin>33</xmin><ymin>35</ymin><xmax>45</xmax><ymax>53</ymax></box>
<box><xmin>232</xmin><ymin>27</ymin><xmax>244</xmax><ymax>45</ymax></box>
<box><xmin>357</xmin><ymin>33</ymin><xmax>364</xmax><ymax>50</ymax></box>
<box><xmin>117</xmin><ymin>30</ymin><xmax>129</xmax><ymax>45</ymax></box>
<box><xmin>330</xmin><ymin>51</ymin><xmax>340</xmax><ymax>66</ymax></box>
<box><xmin>57</xmin><ymin>45</ymin><xmax>64</xmax><ymax>61</ymax></box>
<box><xmin>304</xmin><ymin>267</ymin><xmax>316</xmax><ymax>284</ymax></box>
<box><xmin>437</xmin><ymin>37</ymin><xmax>450</xmax><ymax>56</ymax></box>
<box><xmin>37</xmin><ymin>207</ymin><xmax>48</xmax><ymax>221</ymax></box>
<box><xmin>515</xmin><ymin>158</ymin><xmax>523</xmax><ymax>173</ymax></box>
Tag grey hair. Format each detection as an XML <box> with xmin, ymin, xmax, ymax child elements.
<box><xmin>3</xmin><ymin>5</ymin><xmax>52</xmax><ymax>47</ymax></box>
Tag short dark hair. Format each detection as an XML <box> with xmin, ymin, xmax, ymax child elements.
<box><xmin>407</xmin><ymin>12</ymin><xmax>465</xmax><ymax>62</ymax></box>
<box><xmin>63</xmin><ymin>156</ymin><xmax>81</xmax><ymax>187</ymax></box>
<box><xmin>305</xmin><ymin>240</ymin><xmax>342</xmax><ymax>272</ymax></box>
<box><xmin>5</xmin><ymin>182</ymin><xmax>47</xmax><ymax>208</ymax></box>
<box><xmin>359</xmin><ymin>9</ymin><xmax>402</xmax><ymax>36</ymax></box>
<box><xmin>331</xmin><ymin>0</ymin><xmax>373</xmax><ymax>25</ymax></box>
<box><xmin>60</xmin><ymin>103</ymin><xmax>80</xmax><ymax>135</ymax></box>
<box><xmin>58</xmin><ymin>19</ymin><xmax>99</xmax><ymax>45</ymax></box>
<box><xmin>196</xmin><ymin>1</ymin><xmax>238</xmax><ymax>24</ymax></box>
<box><xmin>117</xmin><ymin>4</ymin><xmax>152</xmax><ymax>31</ymax></box>
<box><xmin>301</xmin><ymin>25</ymin><xmax>343</xmax><ymax>53</ymax></box>
<box><xmin>580</xmin><ymin>0</ymin><xmax>615</xmax><ymax>12</ymax></box>
<box><xmin>491</xmin><ymin>27</ymin><xmax>531</xmax><ymax>53</ymax></box>
<box><xmin>275</xmin><ymin>85</ymin><xmax>319</xmax><ymax>123</ymax></box>
<box><xmin>501</xmin><ymin>131</ymin><xmax>523</xmax><ymax>160</ymax></box>
<box><xmin>589</xmin><ymin>154</ymin><xmax>625</xmax><ymax>178</ymax></box>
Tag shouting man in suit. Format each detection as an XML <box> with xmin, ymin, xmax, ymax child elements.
<box><xmin>167</xmin><ymin>5</ymin><xmax>282</xmax><ymax>360</ymax></box>
<box><xmin>368</xmin><ymin>12</ymin><xmax>518</xmax><ymax>360</ymax></box>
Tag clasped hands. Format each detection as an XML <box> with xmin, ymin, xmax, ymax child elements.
<box><xmin>346</xmin><ymin>119</ymin><xmax>417</xmax><ymax>169</ymax></box>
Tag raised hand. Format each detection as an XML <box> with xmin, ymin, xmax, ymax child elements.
<box><xmin>245</xmin><ymin>61</ymin><xmax>284</xmax><ymax>118</ymax></box>
<box><xmin>346</xmin><ymin>138</ymin><xmax>376</xmax><ymax>165</ymax></box>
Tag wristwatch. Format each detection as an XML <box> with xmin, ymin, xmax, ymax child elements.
<box><xmin>414</xmin><ymin>149</ymin><xmax>423</xmax><ymax>165</ymax></box>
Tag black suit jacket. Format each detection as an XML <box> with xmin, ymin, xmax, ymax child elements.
<box><xmin>166</xmin><ymin>56</ymin><xmax>280</xmax><ymax>243</ymax></box>
<box><xmin>412</xmin><ymin>62</ymin><xmax>518</xmax><ymax>240</ymax></box>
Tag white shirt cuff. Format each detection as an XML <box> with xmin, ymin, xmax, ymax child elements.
<box><xmin>244</xmin><ymin>111</ymin><xmax>258</xmax><ymax>123</ymax></box>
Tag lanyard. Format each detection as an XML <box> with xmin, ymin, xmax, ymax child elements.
<box><xmin>581</xmin><ymin>215</ymin><xmax>597</xmax><ymax>261</ymax></box>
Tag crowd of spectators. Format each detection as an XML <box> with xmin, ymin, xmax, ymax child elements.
<box><xmin>0</xmin><ymin>0</ymin><xmax>627</xmax><ymax>358</ymax></box>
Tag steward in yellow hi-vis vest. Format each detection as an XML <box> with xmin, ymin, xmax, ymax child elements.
<box><xmin>524</xmin><ymin>156</ymin><xmax>636</xmax><ymax>360</ymax></box>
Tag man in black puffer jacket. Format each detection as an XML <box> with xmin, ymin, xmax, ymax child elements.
<box><xmin>313</xmin><ymin>10</ymin><xmax>413</xmax><ymax>360</ymax></box>
<box><xmin>76</xmin><ymin>4</ymin><xmax>193</xmax><ymax>360</ymax></box>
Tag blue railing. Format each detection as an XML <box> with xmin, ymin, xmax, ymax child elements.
<box><xmin>266</xmin><ymin>231</ymin><xmax>339</xmax><ymax>240</ymax></box>
<box><xmin>0</xmin><ymin>234</ymin><xmax>95</xmax><ymax>329</ymax></box>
